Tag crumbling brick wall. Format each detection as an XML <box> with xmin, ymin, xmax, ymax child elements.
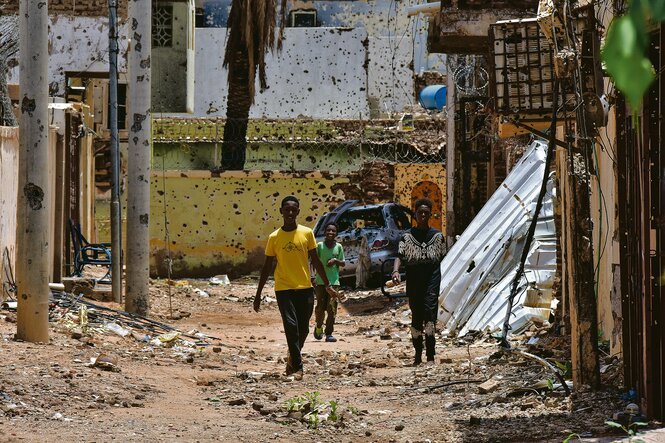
<box><xmin>0</xmin><ymin>0</ymin><xmax>127</xmax><ymax>17</ymax></box>
<box><xmin>331</xmin><ymin>161</ymin><xmax>395</xmax><ymax>205</ymax></box>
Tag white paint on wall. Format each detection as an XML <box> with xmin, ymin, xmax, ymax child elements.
<box><xmin>367</xmin><ymin>36</ymin><xmax>414</xmax><ymax>114</ymax></box>
<box><xmin>7</xmin><ymin>16</ymin><xmax>129</xmax><ymax>96</ymax></box>
<box><xmin>194</xmin><ymin>28</ymin><xmax>370</xmax><ymax>119</ymax></box>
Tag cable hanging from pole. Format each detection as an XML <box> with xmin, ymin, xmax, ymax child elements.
<box><xmin>499</xmin><ymin>79</ymin><xmax>560</xmax><ymax>349</ymax></box>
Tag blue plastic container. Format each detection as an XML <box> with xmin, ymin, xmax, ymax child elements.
<box><xmin>419</xmin><ymin>85</ymin><xmax>447</xmax><ymax>111</ymax></box>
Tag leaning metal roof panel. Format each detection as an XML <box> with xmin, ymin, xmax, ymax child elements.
<box><xmin>438</xmin><ymin>139</ymin><xmax>556</xmax><ymax>337</ymax></box>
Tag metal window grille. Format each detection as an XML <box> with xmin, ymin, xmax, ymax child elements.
<box><xmin>490</xmin><ymin>18</ymin><xmax>574</xmax><ymax>121</ymax></box>
<box><xmin>153</xmin><ymin>5</ymin><xmax>173</xmax><ymax>48</ymax></box>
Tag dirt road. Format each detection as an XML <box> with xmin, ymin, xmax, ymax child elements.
<box><xmin>0</xmin><ymin>279</ymin><xmax>630</xmax><ymax>442</ymax></box>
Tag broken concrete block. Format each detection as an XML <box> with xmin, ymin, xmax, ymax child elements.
<box><xmin>61</xmin><ymin>277</ymin><xmax>95</xmax><ymax>296</ymax></box>
<box><xmin>478</xmin><ymin>378</ymin><xmax>502</xmax><ymax>394</ymax></box>
<box><xmin>89</xmin><ymin>287</ymin><xmax>113</xmax><ymax>302</ymax></box>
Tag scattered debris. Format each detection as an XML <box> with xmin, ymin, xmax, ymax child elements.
<box><xmin>209</xmin><ymin>275</ymin><xmax>230</xmax><ymax>286</ymax></box>
<box><xmin>90</xmin><ymin>354</ymin><xmax>120</xmax><ymax>372</ymax></box>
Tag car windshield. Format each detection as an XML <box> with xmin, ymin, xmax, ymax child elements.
<box><xmin>337</xmin><ymin>207</ymin><xmax>385</xmax><ymax>232</ymax></box>
<box><xmin>389</xmin><ymin>205</ymin><xmax>412</xmax><ymax>230</ymax></box>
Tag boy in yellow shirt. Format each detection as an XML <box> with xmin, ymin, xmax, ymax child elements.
<box><xmin>253</xmin><ymin>196</ymin><xmax>335</xmax><ymax>380</ymax></box>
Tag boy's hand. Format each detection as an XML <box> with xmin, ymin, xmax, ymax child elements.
<box><xmin>325</xmin><ymin>285</ymin><xmax>338</xmax><ymax>298</ymax></box>
<box><xmin>391</xmin><ymin>270</ymin><xmax>401</xmax><ymax>284</ymax></box>
<box><xmin>327</xmin><ymin>258</ymin><xmax>337</xmax><ymax>267</ymax></box>
<box><xmin>253</xmin><ymin>294</ymin><xmax>261</xmax><ymax>312</ymax></box>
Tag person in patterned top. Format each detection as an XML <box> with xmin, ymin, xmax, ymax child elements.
<box><xmin>391</xmin><ymin>198</ymin><xmax>447</xmax><ymax>366</ymax></box>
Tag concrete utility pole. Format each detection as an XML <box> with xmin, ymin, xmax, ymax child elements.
<box><xmin>109</xmin><ymin>0</ymin><xmax>123</xmax><ymax>303</ymax></box>
<box><xmin>563</xmin><ymin>144</ymin><xmax>600</xmax><ymax>389</ymax></box>
<box><xmin>125</xmin><ymin>0</ymin><xmax>152</xmax><ymax>315</ymax></box>
<box><xmin>16</xmin><ymin>0</ymin><xmax>49</xmax><ymax>342</ymax></box>
<box><xmin>561</xmin><ymin>7</ymin><xmax>600</xmax><ymax>390</ymax></box>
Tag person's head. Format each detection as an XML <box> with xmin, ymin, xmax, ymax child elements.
<box><xmin>414</xmin><ymin>198</ymin><xmax>433</xmax><ymax>227</ymax></box>
<box><xmin>280</xmin><ymin>195</ymin><xmax>300</xmax><ymax>225</ymax></box>
<box><xmin>324</xmin><ymin>222</ymin><xmax>338</xmax><ymax>240</ymax></box>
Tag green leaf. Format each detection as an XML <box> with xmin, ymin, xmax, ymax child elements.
<box><xmin>632</xmin><ymin>422</ymin><xmax>649</xmax><ymax>427</ymax></box>
<box><xmin>605</xmin><ymin>420</ymin><xmax>624</xmax><ymax>429</ymax></box>
<box><xmin>602</xmin><ymin>15</ymin><xmax>655</xmax><ymax>108</ymax></box>
<box><xmin>646</xmin><ymin>0</ymin><xmax>665</xmax><ymax>21</ymax></box>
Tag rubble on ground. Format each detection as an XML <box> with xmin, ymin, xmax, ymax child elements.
<box><xmin>0</xmin><ymin>279</ymin><xmax>644</xmax><ymax>441</ymax></box>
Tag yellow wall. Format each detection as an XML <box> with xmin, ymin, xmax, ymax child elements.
<box><xmin>149</xmin><ymin>170</ymin><xmax>349</xmax><ymax>277</ymax></box>
<box><xmin>394</xmin><ymin>163</ymin><xmax>446</xmax><ymax>232</ymax></box>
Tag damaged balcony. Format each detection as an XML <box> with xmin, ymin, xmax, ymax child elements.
<box><xmin>429</xmin><ymin>0</ymin><xmax>539</xmax><ymax>54</ymax></box>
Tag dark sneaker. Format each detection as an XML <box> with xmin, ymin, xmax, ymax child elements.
<box><xmin>413</xmin><ymin>355</ymin><xmax>423</xmax><ymax>366</ymax></box>
<box><xmin>314</xmin><ymin>326</ymin><xmax>323</xmax><ymax>340</ymax></box>
<box><xmin>325</xmin><ymin>335</ymin><xmax>337</xmax><ymax>342</ymax></box>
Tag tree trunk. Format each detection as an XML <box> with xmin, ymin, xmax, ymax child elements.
<box><xmin>16</xmin><ymin>0</ymin><xmax>49</xmax><ymax>342</ymax></box>
<box><xmin>125</xmin><ymin>0</ymin><xmax>152</xmax><ymax>316</ymax></box>
<box><xmin>221</xmin><ymin>48</ymin><xmax>251</xmax><ymax>170</ymax></box>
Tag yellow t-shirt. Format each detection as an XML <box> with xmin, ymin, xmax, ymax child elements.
<box><xmin>265</xmin><ymin>225</ymin><xmax>316</xmax><ymax>291</ymax></box>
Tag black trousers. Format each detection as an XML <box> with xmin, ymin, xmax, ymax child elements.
<box><xmin>276</xmin><ymin>288</ymin><xmax>315</xmax><ymax>372</ymax></box>
<box><xmin>408</xmin><ymin>288</ymin><xmax>438</xmax><ymax>361</ymax></box>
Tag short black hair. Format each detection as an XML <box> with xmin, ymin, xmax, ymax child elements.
<box><xmin>281</xmin><ymin>195</ymin><xmax>300</xmax><ymax>208</ymax></box>
<box><xmin>414</xmin><ymin>198</ymin><xmax>433</xmax><ymax>210</ymax></box>
<box><xmin>324</xmin><ymin>222</ymin><xmax>338</xmax><ymax>231</ymax></box>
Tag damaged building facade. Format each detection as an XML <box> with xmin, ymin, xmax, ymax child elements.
<box><xmin>0</xmin><ymin>0</ymin><xmax>447</xmax><ymax>278</ymax></box>
<box><xmin>146</xmin><ymin>0</ymin><xmax>449</xmax><ymax>276</ymax></box>
<box><xmin>153</xmin><ymin>0</ymin><xmax>447</xmax><ymax>117</ymax></box>
<box><xmin>420</xmin><ymin>0</ymin><xmax>664</xmax><ymax>421</ymax></box>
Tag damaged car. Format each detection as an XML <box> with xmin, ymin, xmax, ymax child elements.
<box><xmin>313</xmin><ymin>200</ymin><xmax>413</xmax><ymax>286</ymax></box>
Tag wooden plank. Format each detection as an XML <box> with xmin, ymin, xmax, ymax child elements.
<box><xmin>79</xmin><ymin>133</ymin><xmax>95</xmax><ymax>242</ymax></box>
<box><xmin>0</xmin><ymin>127</ymin><xmax>19</xmax><ymax>297</ymax></box>
<box><xmin>47</xmin><ymin>127</ymin><xmax>56</xmax><ymax>283</ymax></box>
<box><xmin>52</xmin><ymin>130</ymin><xmax>66</xmax><ymax>283</ymax></box>
<box><xmin>554</xmin><ymin>145</ymin><xmax>569</xmax><ymax>333</ymax></box>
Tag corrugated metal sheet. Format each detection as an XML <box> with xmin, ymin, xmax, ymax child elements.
<box><xmin>438</xmin><ymin>139</ymin><xmax>556</xmax><ymax>336</ymax></box>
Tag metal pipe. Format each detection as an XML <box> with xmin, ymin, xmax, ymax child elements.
<box><xmin>109</xmin><ymin>0</ymin><xmax>123</xmax><ymax>303</ymax></box>
<box><xmin>407</xmin><ymin>2</ymin><xmax>440</xmax><ymax>17</ymax></box>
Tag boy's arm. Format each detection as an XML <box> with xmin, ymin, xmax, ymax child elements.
<box><xmin>253</xmin><ymin>255</ymin><xmax>275</xmax><ymax>312</ymax></box>
<box><xmin>309</xmin><ymin>249</ymin><xmax>333</xmax><ymax>290</ymax></box>
<box><xmin>337</xmin><ymin>245</ymin><xmax>346</xmax><ymax>267</ymax></box>
<box><xmin>392</xmin><ymin>257</ymin><xmax>401</xmax><ymax>283</ymax></box>
<box><xmin>309</xmin><ymin>260</ymin><xmax>316</xmax><ymax>284</ymax></box>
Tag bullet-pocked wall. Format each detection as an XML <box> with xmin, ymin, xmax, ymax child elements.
<box><xmin>5</xmin><ymin>16</ymin><xmax>129</xmax><ymax>97</ymax></box>
<box><xmin>394</xmin><ymin>163</ymin><xmax>446</xmax><ymax>232</ymax></box>
<box><xmin>194</xmin><ymin>0</ymin><xmax>445</xmax><ymax>117</ymax></box>
<box><xmin>152</xmin><ymin>142</ymin><xmax>364</xmax><ymax>172</ymax></box>
<box><xmin>152</xmin><ymin>1</ymin><xmax>193</xmax><ymax>112</ymax></box>
<box><xmin>193</xmin><ymin>28</ymin><xmax>370</xmax><ymax>119</ymax></box>
<box><xmin>149</xmin><ymin>170</ymin><xmax>349</xmax><ymax>278</ymax></box>
<box><xmin>0</xmin><ymin>0</ymin><xmax>127</xmax><ymax>17</ymax></box>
